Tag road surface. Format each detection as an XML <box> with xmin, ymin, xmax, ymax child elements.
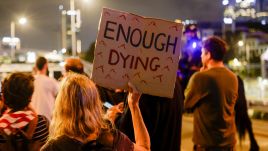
<box><xmin>181</xmin><ymin>116</ymin><xmax>268</xmax><ymax>151</ymax></box>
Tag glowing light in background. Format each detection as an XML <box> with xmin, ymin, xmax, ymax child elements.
<box><xmin>223</xmin><ymin>17</ymin><xmax>233</xmax><ymax>24</ymax></box>
<box><xmin>27</xmin><ymin>52</ymin><xmax>36</xmax><ymax>63</ymax></box>
<box><xmin>261</xmin><ymin>20</ymin><xmax>266</xmax><ymax>25</ymax></box>
<box><xmin>84</xmin><ymin>0</ymin><xmax>94</xmax><ymax>4</ymax></box>
<box><xmin>18</xmin><ymin>17</ymin><xmax>27</xmax><ymax>25</ymax></box>
<box><xmin>67</xmin><ymin>10</ymin><xmax>77</xmax><ymax>16</ymax></box>
<box><xmin>233</xmin><ymin>58</ymin><xmax>242</xmax><ymax>67</ymax></box>
<box><xmin>222</xmin><ymin>0</ymin><xmax>229</xmax><ymax>6</ymax></box>
<box><xmin>59</xmin><ymin>61</ymin><xmax>66</xmax><ymax>67</ymax></box>
<box><xmin>2</xmin><ymin>37</ymin><xmax>20</xmax><ymax>46</ymax></box>
<box><xmin>59</xmin><ymin>5</ymin><xmax>64</xmax><ymax>10</ymax></box>
<box><xmin>192</xmin><ymin>42</ymin><xmax>197</xmax><ymax>49</ymax></box>
<box><xmin>61</xmin><ymin>48</ymin><xmax>67</xmax><ymax>54</ymax></box>
<box><xmin>238</xmin><ymin>40</ymin><xmax>244</xmax><ymax>47</ymax></box>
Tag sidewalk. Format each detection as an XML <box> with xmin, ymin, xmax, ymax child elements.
<box><xmin>183</xmin><ymin>115</ymin><xmax>268</xmax><ymax>137</ymax></box>
<box><xmin>252</xmin><ymin>119</ymin><xmax>268</xmax><ymax>137</ymax></box>
<box><xmin>182</xmin><ymin>115</ymin><xmax>268</xmax><ymax>151</ymax></box>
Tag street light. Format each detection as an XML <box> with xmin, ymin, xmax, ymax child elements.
<box><xmin>10</xmin><ymin>17</ymin><xmax>28</xmax><ymax>61</ymax></box>
<box><xmin>18</xmin><ymin>17</ymin><xmax>27</xmax><ymax>25</ymax></box>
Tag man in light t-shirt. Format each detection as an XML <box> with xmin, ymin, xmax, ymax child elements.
<box><xmin>31</xmin><ymin>56</ymin><xmax>59</xmax><ymax>121</ymax></box>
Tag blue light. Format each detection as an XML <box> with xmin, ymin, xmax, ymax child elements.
<box><xmin>261</xmin><ymin>20</ymin><xmax>266</xmax><ymax>25</ymax></box>
<box><xmin>192</xmin><ymin>42</ymin><xmax>197</xmax><ymax>49</ymax></box>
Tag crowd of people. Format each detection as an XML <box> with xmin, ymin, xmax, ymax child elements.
<box><xmin>0</xmin><ymin>36</ymin><xmax>259</xmax><ymax>151</ymax></box>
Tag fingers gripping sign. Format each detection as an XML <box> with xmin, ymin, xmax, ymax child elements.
<box><xmin>127</xmin><ymin>82</ymin><xmax>141</xmax><ymax>107</ymax></box>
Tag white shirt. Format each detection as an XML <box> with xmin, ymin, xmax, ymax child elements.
<box><xmin>31</xmin><ymin>74</ymin><xmax>59</xmax><ymax>121</ymax></box>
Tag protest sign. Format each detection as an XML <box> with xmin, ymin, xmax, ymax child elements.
<box><xmin>92</xmin><ymin>8</ymin><xmax>183</xmax><ymax>98</ymax></box>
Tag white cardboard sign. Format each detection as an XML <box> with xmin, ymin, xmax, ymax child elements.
<box><xmin>92</xmin><ymin>8</ymin><xmax>183</xmax><ymax>98</ymax></box>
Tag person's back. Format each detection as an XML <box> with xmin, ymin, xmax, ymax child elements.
<box><xmin>32</xmin><ymin>74</ymin><xmax>58</xmax><ymax>121</ymax></box>
<box><xmin>41</xmin><ymin>129</ymin><xmax>132</xmax><ymax>151</ymax></box>
<box><xmin>184</xmin><ymin>36</ymin><xmax>238</xmax><ymax>150</ymax></box>
<box><xmin>31</xmin><ymin>57</ymin><xmax>59</xmax><ymax>121</ymax></box>
<box><xmin>41</xmin><ymin>74</ymin><xmax>150</xmax><ymax>151</ymax></box>
<box><xmin>186</xmin><ymin>67</ymin><xmax>237</xmax><ymax>147</ymax></box>
<box><xmin>0</xmin><ymin>72</ymin><xmax>49</xmax><ymax>151</ymax></box>
<box><xmin>0</xmin><ymin>114</ymin><xmax>49</xmax><ymax>151</ymax></box>
<box><xmin>118</xmin><ymin>79</ymin><xmax>184</xmax><ymax>151</ymax></box>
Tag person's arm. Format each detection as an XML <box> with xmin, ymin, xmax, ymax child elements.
<box><xmin>184</xmin><ymin>73</ymin><xmax>208</xmax><ymax>112</ymax></box>
<box><xmin>128</xmin><ymin>82</ymin><xmax>150</xmax><ymax>151</ymax></box>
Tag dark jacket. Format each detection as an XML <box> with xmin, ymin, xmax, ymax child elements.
<box><xmin>117</xmin><ymin>79</ymin><xmax>184</xmax><ymax>151</ymax></box>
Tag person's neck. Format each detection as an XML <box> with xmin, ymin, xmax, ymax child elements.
<box><xmin>37</xmin><ymin>69</ymin><xmax>47</xmax><ymax>75</ymax></box>
<box><xmin>207</xmin><ymin>60</ymin><xmax>224</xmax><ymax>69</ymax></box>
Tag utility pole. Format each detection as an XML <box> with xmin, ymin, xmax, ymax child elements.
<box><xmin>10</xmin><ymin>21</ymin><xmax>15</xmax><ymax>61</ymax></box>
<box><xmin>61</xmin><ymin>10</ymin><xmax>67</xmax><ymax>50</ymax></box>
<box><xmin>70</xmin><ymin>0</ymin><xmax>77</xmax><ymax>56</ymax></box>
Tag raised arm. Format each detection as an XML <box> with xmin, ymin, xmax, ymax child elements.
<box><xmin>128</xmin><ymin>82</ymin><xmax>150</xmax><ymax>151</ymax></box>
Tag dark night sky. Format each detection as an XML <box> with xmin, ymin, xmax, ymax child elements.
<box><xmin>0</xmin><ymin>0</ymin><xmax>224</xmax><ymax>51</ymax></box>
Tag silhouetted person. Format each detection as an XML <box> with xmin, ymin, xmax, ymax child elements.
<box><xmin>178</xmin><ymin>24</ymin><xmax>202</xmax><ymax>93</ymax></box>
<box><xmin>117</xmin><ymin>79</ymin><xmax>184</xmax><ymax>151</ymax></box>
<box><xmin>235</xmin><ymin>75</ymin><xmax>259</xmax><ymax>151</ymax></box>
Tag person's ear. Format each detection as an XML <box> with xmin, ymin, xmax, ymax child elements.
<box><xmin>206</xmin><ymin>51</ymin><xmax>211</xmax><ymax>59</ymax></box>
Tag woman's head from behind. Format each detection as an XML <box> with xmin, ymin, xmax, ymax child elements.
<box><xmin>2</xmin><ymin>72</ymin><xmax>34</xmax><ymax>111</ymax></box>
<box><xmin>50</xmin><ymin>73</ymin><xmax>104</xmax><ymax>139</ymax></box>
